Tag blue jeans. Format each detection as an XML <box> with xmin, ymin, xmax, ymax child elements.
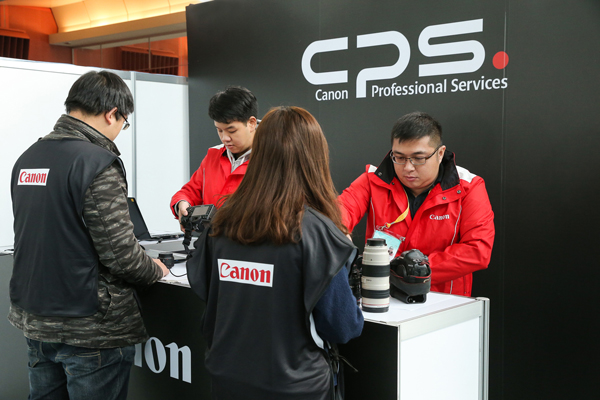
<box><xmin>26</xmin><ymin>338</ymin><xmax>135</xmax><ymax>400</ymax></box>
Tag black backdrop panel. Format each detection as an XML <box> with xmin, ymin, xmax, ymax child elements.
<box><xmin>502</xmin><ymin>1</ymin><xmax>600</xmax><ymax>399</ymax></box>
<box><xmin>186</xmin><ymin>1</ymin><xmax>600</xmax><ymax>399</ymax></box>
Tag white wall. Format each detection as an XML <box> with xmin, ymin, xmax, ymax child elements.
<box><xmin>0</xmin><ymin>57</ymin><xmax>189</xmax><ymax>246</ymax></box>
<box><xmin>133</xmin><ymin>77</ymin><xmax>189</xmax><ymax>232</ymax></box>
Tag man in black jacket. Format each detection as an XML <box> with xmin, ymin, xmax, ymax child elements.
<box><xmin>9</xmin><ymin>71</ymin><xmax>169</xmax><ymax>400</ymax></box>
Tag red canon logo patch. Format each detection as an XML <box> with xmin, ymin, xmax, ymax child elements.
<box><xmin>219</xmin><ymin>259</ymin><xmax>274</xmax><ymax>287</ymax></box>
<box><xmin>18</xmin><ymin>169</ymin><xmax>50</xmax><ymax>186</ymax></box>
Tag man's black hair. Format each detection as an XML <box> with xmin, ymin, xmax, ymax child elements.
<box><xmin>208</xmin><ymin>86</ymin><xmax>258</xmax><ymax>124</ymax></box>
<box><xmin>391</xmin><ymin>111</ymin><xmax>443</xmax><ymax>147</ymax></box>
<box><xmin>64</xmin><ymin>71</ymin><xmax>134</xmax><ymax>120</ymax></box>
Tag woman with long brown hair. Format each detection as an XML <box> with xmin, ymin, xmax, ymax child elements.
<box><xmin>187</xmin><ymin>106</ymin><xmax>363</xmax><ymax>399</ymax></box>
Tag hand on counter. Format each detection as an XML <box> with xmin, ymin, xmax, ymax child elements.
<box><xmin>153</xmin><ymin>258</ymin><xmax>170</xmax><ymax>277</ymax></box>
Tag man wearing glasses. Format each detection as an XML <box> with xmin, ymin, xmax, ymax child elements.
<box><xmin>9</xmin><ymin>70</ymin><xmax>169</xmax><ymax>400</ymax></box>
<box><xmin>338</xmin><ymin>111</ymin><xmax>494</xmax><ymax>297</ymax></box>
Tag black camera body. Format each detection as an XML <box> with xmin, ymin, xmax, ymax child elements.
<box><xmin>180</xmin><ymin>204</ymin><xmax>216</xmax><ymax>233</ymax></box>
<box><xmin>390</xmin><ymin>249</ymin><xmax>431</xmax><ymax>304</ymax></box>
<box><xmin>178</xmin><ymin>204</ymin><xmax>216</xmax><ymax>257</ymax></box>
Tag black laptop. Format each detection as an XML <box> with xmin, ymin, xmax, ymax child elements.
<box><xmin>127</xmin><ymin>197</ymin><xmax>183</xmax><ymax>241</ymax></box>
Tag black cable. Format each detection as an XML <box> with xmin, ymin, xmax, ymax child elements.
<box><xmin>167</xmin><ymin>268</ymin><xmax>187</xmax><ymax>278</ymax></box>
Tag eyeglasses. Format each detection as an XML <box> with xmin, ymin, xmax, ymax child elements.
<box><xmin>390</xmin><ymin>144</ymin><xmax>442</xmax><ymax>166</ymax></box>
<box><xmin>117</xmin><ymin>111</ymin><xmax>130</xmax><ymax>130</ymax></box>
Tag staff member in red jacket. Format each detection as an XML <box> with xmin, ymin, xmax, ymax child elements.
<box><xmin>338</xmin><ymin>112</ymin><xmax>495</xmax><ymax>297</ymax></box>
<box><xmin>170</xmin><ymin>86</ymin><xmax>258</xmax><ymax>227</ymax></box>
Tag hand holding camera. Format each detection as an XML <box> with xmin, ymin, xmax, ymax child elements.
<box><xmin>177</xmin><ymin>201</ymin><xmax>191</xmax><ymax>232</ymax></box>
<box><xmin>179</xmin><ymin>204</ymin><xmax>217</xmax><ymax>256</ymax></box>
<box><xmin>180</xmin><ymin>204</ymin><xmax>216</xmax><ymax>233</ymax></box>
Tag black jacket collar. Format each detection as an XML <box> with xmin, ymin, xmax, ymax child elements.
<box><xmin>46</xmin><ymin>114</ymin><xmax>121</xmax><ymax>157</ymax></box>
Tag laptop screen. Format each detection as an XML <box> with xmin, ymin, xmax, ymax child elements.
<box><xmin>127</xmin><ymin>197</ymin><xmax>152</xmax><ymax>241</ymax></box>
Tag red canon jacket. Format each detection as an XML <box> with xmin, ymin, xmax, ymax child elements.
<box><xmin>338</xmin><ymin>150</ymin><xmax>494</xmax><ymax>297</ymax></box>
<box><xmin>170</xmin><ymin>144</ymin><xmax>248</xmax><ymax>216</ymax></box>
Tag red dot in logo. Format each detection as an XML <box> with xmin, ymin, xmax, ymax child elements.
<box><xmin>493</xmin><ymin>51</ymin><xmax>509</xmax><ymax>69</ymax></box>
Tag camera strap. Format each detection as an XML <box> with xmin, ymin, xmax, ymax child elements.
<box><xmin>328</xmin><ymin>344</ymin><xmax>358</xmax><ymax>374</ymax></box>
<box><xmin>182</xmin><ymin>229</ymin><xmax>193</xmax><ymax>256</ymax></box>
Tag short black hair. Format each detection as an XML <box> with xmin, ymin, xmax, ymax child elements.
<box><xmin>208</xmin><ymin>86</ymin><xmax>258</xmax><ymax>124</ymax></box>
<box><xmin>64</xmin><ymin>71</ymin><xmax>134</xmax><ymax>119</ymax></box>
<box><xmin>391</xmin><ymin>111</ymin><xmax>442</xmax><ymax>147</ymax></box>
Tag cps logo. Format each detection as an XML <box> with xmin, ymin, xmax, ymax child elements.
<box><xmin>301</xmin><ymin>18</ymin><xmax>507</xmax><ymax>98</ymax></box>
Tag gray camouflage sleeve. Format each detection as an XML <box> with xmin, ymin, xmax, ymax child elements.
<box><xmin>82</xmin><ymin>162</ymin><xmax>163</xmax><ymax>286</ymax></box>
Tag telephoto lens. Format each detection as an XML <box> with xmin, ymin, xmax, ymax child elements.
<box><xmin>361</xmin><ymin>238</ymin><xmax>390</xmax><ymax>313</ymax></box>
